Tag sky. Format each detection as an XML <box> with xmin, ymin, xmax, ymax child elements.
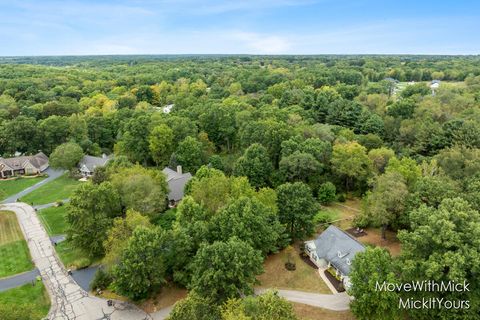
<box><xmin>0</xmin><ymin>0</ymin><xmax>479</xmax><ymax>56</ymax></box>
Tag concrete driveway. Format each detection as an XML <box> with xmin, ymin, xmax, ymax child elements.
<box><xmin>255</xmin><ymin>288</ymin><xmax>351</xmax><ymax>311</ymax></box>
<box><xmin>1</xmin><ymin>168</ymin><xmax>65</xmax><ymax>204</ymax></box>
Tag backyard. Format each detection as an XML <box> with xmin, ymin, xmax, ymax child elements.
<box><xmin>0</xmin><ymin>176</ymin><xmax>46</xmax><ymax>202</ymax></box>
<box><xmin>0</xmin><ymin>210</ymin><xmax>34</xmax><ymax>278</ymax></box>
<box><xmin>20</xmin><ymin>174</ymin><xmax>81</xmax><ymax>205</ymax></box>
<box><xmin>0</xmin><ymin>282</ymin><xmax>50</xmax><ymax>319</ymax></box>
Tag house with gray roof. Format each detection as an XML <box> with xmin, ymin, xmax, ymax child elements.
<box><xmin>0</xmin><ymin>152</ymin><xmax>49</xmax><ymax>178</ymax></box>
<box><xmin>78</xmin><ymin>154</ymin><xmax>112</xmax><ymax>178</ymax></box>
<box><xmin>305</xmin><ymin>225</ymin><xmax>365</xmax><ymax>289</ymax></box>
<box><xmin>162</xmin><ymin>165</ymin><xmax>192</xmax><ymax>205</ymax></box>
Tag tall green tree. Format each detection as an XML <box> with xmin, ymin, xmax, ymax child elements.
<box><xmin>49</xmin><ymin>141</ymin><xmax>84</xmax><ymax>170</ymax></box>
<box><xmin>398</xmin><ymin>198</ymin><xmax>480</xmax><ymax>320</ymax></box>
<box><xmin>190</xmin><ymin>238</ymin><xmax>263</xmax><ymax>303</ymax></box>
<box><xmin>212</xmin><ymin>196</ymin><xmax>286</xmax><ymax>255</ymax></box>
<box><xmin>362</xmin><ymin>172</ymin><xmax>409</xmax><ymax>238</ymax></box>
<box><xmin>149</xmin><ymin>124</ymin><xmax>174</xmax><ymax>167</ymax></box>
<box><xmin>113</xmin><ymin>227</ymin><xmax>167</xmax><ymax>300</ymax></box>
<box><xmin>67</xmin><ymin>182</ymin><xmax>122</xmax><ymax>257</ymax></box>
<box><xmin>349</xmin><ymin>247</ymin><xmax>401</xmax><ymax>320</ymax></box>
<box><xmin>172</xmin><ymin>136</ymin><xmax>206</xmax><ymax>173</ymax></box>
<box><xmin>276</xmin><ymin>182</ymin><xmax>317</xmax><ymax>241</ymax></box>
<box><xmin>331</xmin><ymin>141</ymin><xmax>371</xmax><ymax>191</ymax></box>
<box><xmin>234</xmin><ymin>143</ymin><xmax>273</xmax><ymax>188</ymax></box>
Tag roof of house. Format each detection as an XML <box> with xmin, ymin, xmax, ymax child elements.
<box><xmin>79</xmin><ymin>155</ymin><xmax>112</xmax><ymax>173</ymax></box>
<box><xmin>0</xmin><ymin>152</ymin><xmax>49</xmax><ymax>171</ymax></box>
<box><xmin>313</xmin><ymin>225</ymin><xmax>365</xmax><ymax>276</ymax></box>
<box><xmin>162</xmin><ymin>167</ymin><xmax>192</xmax><ymax>201</ymax></box>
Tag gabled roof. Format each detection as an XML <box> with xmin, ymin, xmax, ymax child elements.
<box><xmin>0</xmin><ymin>152</ymin><xmax>49</xmax><ymax>171</ymax></box>
<box><xmin>313</xmin><ymin>225</ymin><xmax>365</xmax><ymax>276</ymax></box>
<box><xmin>162</xmin><ymin>167</ymin><xmax>192</xmax><ymax>201</ymax></box>
<box><xmin>79</xmin><ymin>155</ymin><xmax>112</xmax><ymax>173</ymax></box>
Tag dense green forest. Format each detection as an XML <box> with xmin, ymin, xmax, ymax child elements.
<box><xmin>1</xmin><ymin>55</ymin><xmax>480</xmax><ymax>320</ymax></box>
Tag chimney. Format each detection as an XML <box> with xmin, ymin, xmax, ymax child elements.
<box><xmin>176</xmin><ymin>165</ymin><xmax>183</xmax><ymax>175</ymax></box>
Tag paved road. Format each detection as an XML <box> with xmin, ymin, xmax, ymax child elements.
<box><xmin>1</xmin><ymin>202</ymin><xmax>153</xmax><ymax>320</ymax></box>
<box><xmin>1</xmin><ymin>168</ymin><xmax>65</xmax><ymax>204</ymax></box>
<box><xmin>0</xmin><ymin>269</ymin><xmax>40</xmax><ymax>292</ymax></box>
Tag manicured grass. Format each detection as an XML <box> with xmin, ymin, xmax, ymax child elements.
<box><xmin>56</xmin><ymin>240</ymin><xmax>97</xmax><ymax>269</ymax></box>
<box><xmin>20</xmin><ymin>174</ymin><xmax>81</xmax><ymax>205</ymax></box>
<box><xmin>257</xmin><ymin>244</ymin><xmax>330</xmax><ymax>294</ymax></box>
<box><xmin>0</xmin><ymin>211</ymin><xmax>34</xmax><ymax>278</ymax></box>
<box><xmin>0</xmin><ymin>282</ymin><xmax>50</xmax><ymax>320</ymax></box>
<box><xmin>38</xmin><ymin>206</ymin><xmax>68</xmax><ymax>236</ymax></box>
<box><xmin>0</xmin><ymin>176</ymin><xmax>46</xmax><ymax>201</ymax></box>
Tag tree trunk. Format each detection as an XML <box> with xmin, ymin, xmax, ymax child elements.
<box><xmin>381</xmin><ymin>224</ymin><xmax>387</xmax><ymax>240</ymax></box>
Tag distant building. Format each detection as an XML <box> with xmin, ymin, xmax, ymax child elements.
<box><xmin>305</xmin><ymin>225</ymin><xmax>365</xmax><ymax>290</ymax></box>
<box><xmin>0</xmin><ymin>152</ymin><xmax>49</xmax><ymax>178</ymax></box>
<box><xmin>162</xmin><ymin>104</ymin><xmax>174</xmax><ymax>114</ymax></box>
<box><xmin>78</xmin><ymin>154</ymin><xmax>112</xmax><ymax>178</ymax></box>
<box><xmin>430</xmin><ymin>80</ymin><xmax>440</xmax><ymax>95</ymax></box>
<box><xmin>162</xmin><ymin>165</ymin><xmax>192</xmax><ymax>206</ymax></box>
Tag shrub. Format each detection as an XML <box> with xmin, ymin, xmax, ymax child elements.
<box><xmin>91</xmin><ymin>268</ymin><xmax>113</xmax><ymax>291</ymax></box>
<box><xmin>337</xmin><ymin>193</ymin><xmax>346</xmax><ymax>202</ymax></box>
<box><xmin>313</xmin><ymin>210</ymin><xmax>336</xmax><ymax>224</ymax></box>
<box><xmin>317</xmin><ymin>182</ymin><xmax>336</xmax><ymax>204</ymax></box>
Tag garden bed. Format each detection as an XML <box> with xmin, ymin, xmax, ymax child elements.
<box><xmin>324</xmin><ymin>269</ymin><xmax>345</xmax><ymax>292</ymax></box>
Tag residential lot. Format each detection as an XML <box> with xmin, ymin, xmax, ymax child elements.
<box><xmin>0</xmin><ymin>210</ymin><xmax>33</xmax><ymax>278</ymax></box>
<box><xmin>0</xmin><ymin>177</ymin><xmax>46</xmax><ymax>202</ymax></box>
<box><xmin>20</xmin><ymin>174</ymin><xmax>81</xmax><ymax>205</ymax></box>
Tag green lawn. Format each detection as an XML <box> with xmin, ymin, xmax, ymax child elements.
<box><xmin>20</xmin><ymin>174</ymin><xmax>82</xmax><ymax>205</ymax></box>
<box><xmin>56</xmin><ymin>240</ymin><xmax>98</xmax><ymax>269</ymax></box>
<box><xmin>38</xmin><ymin>206</ymin><xmax>68</xmax><ymax>236</ymax></box>
<box><xmin>0</xmin><ymin>211</ymin><xmax>34</xmax><ymax>278</ymax></box>
<box><xmin>0</xmin><ymin>176</ymin><xmax>46</xmax><ymax>201</ymax></box>
<box><xmin>0</xmin><ymin>282</ymin><xmax>50</xmax><ymax>320</ymax></box>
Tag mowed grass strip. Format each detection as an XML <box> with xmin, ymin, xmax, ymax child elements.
<box><xmin>0</xmin><ymin>282</ymin><xmax>51</xmax><ymax>319</ymax></box>
<box><xmin>38</xmin><ymin>206</ymin><xmax>68</xmax><ymax>236</ymax></box>
<box><xmin>0</xmin><ymin>211</ymin><xmax>33</xmax><ymax>278</ymax></box>
<box><xmin>56</xmin><ymin>240</ymin><xmax>98</xmax><ymax>270</ymax></box>
<box><xmin>20</xmin><ymin>174</ymin><xmax>81</xmax><ymax>205</ymax></box>
<box><xmin>0</xmin><ymin>176</ymin><xmax>46</xmax><ymax>201</ymax></box>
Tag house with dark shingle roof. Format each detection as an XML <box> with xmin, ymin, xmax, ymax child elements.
<box><xmin>305</xmin><ymin>225</ymin><xmax>365</xmax><ymax>289</ymax></box>
<box><xmin>162</xmin><ymin>165</ymin><xmax>192</xmax><ymax>205</ymax></box>
<box><xmin>0</xmin><ymin>152</ymin><xmax>49</xmax><ymax>178</ymax></box>
<box><xmin>78</xmin><ymin>154</ymin><xmax>112</xmax><ymax>178</ymax></box>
